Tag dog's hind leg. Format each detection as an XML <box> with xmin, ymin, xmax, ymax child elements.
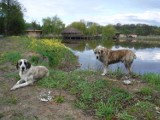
<box><xmin>10</xmin><ymin>80</ymin><xmax>33</xmax><ymax>91</ymax></box>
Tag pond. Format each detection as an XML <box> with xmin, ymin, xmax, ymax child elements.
<box><xmin>65</xmin><ymin>40</ymin><xmax>160</xmax><ymax>74</ymax></box>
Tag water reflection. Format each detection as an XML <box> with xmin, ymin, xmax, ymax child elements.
<box><xmin>66</xmin><ymin>40</ymin><xmax>160</xmax><ymax>74</ymax></box>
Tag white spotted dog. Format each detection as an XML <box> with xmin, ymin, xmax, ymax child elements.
<box><xmin>11</xmin><ymin>59</ymin><xmax>49</xmax><ymax>91</ymax></box>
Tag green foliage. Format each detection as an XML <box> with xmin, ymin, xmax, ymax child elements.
<box><xmin>25</xmin><ymin>21</ymin><xmax>41</xmax><ymax>30</ymax></box>
<box><xmin>54</xmin><ymin>95</ymin><xmax>64</xmax><ymax>103</ymax></box>
<box><xmin>28</xmin><ymin>38</ymin><xmax>76</xmax><ymax>67</ymax></box>
<box><xmin>114</xmin><ymin>23</ymin><xmax>160</xmax><ymax>36</ymax></box>
<box><xmin>118</xmin><ymin>112</ymin><xmax>136</xmax><ymax>120</ymax></box>
<box><xmin>42</xmin><ymin>15</ymin><xmax>65</xmax><ymax>35</ymax></box>
<box><xmin>69</xmin><ymin>21</ymin><xmax>86</xmax><ymax>34</ymax></box>
<box><xmin>108</xmin><ymin>67</ymin><xmax>124</xmax><ymax>78</ymax></box>
<box><xmin>102</xmin><ymin>25</ymin><xmax>116</xmax><ymax>40</ymax></box>
<box><xmin>29</xmin><ymin>56</ymin><xmax>40</xmax><ymax>64</ymax></box>
<box><xmin>96</xmin><ymin>102</ymin><xmax>114</xmax><ymax>119</ymax></box>
<box><xmin>0</xmin><ymin>0</ymin><xmax>25</xmax><ymax>35</ymax></box>
<box><xmin>1</xmin><ymin>51</ymin><xmax>21</xmax><ymax>64</ymax></box>
<box><xmin>118</xmin><ymin>102</ymin><xmax>158</xmax><ymax>120</ymax></box>
<box><xmin>139</xmin><ymin>87</ymin><xmax>153</xmax><ymax>96</ymax></box>
<box><xmin>38</xmin><ymin>70</ymin><xmax>133</xmax><ymax>119</ymax></box>
<box><xmin>142</xmin><ymin>73</ymin><xmax>160</xmax><ymax>90</ymax></box>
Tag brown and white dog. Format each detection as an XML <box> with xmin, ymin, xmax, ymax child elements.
<box><xmin>11</xmin><ymin>59</ymin><xmax>49</xmax><ymax>90</ymax></box>
<box><xmin>94</xmin><ymin>46</ymin><xmax>136</xmax><ymax>75</ymax></box>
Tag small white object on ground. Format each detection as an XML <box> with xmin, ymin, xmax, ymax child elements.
<box><xmin>123</xmin><ymin>80</ymin><xmax>132</xmax><ymax>85</ymax></box>
<box><xmin>39</xmin><ymin>91</ymin><xmax>53</xmax><ymax>102</ymax></box>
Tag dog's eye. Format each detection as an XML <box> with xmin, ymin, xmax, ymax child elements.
<box><xmin>24</xmin><ymin>61</ymin><xmax>27</xmax><ymax>65</ymax></box>
<box><xmin>19</xmin><ymin>62</ymin><xmax>22</xmax><ymax>65</ymax></box>
<box><xmin>98</xmin><ymin>52</ymin><xmax>100</xmax><ymax>54</ymax></box>
<box><xmin>94</xmin><ymin>51</ymin><xmax>97</xmax><ymax>54</ymax></box>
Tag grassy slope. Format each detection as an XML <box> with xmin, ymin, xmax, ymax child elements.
<box><xmin>0</xmin><ymin>36</ymin><xmax>160</xmax><ymax>120</ymax></box>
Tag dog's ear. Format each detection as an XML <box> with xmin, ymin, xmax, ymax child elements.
<box><xmin>100</xmin><ymin>49</ymin><xmax>104</xmax><ymax>54</ymax></box>
<box><xmin>16</xmin><ymin>62</ymin><xmax>19</xmax><ymax>69</ymax></box>
<box><xmin>26</xmin><ymin>61</ymin><xmax>31</xmax><ymax>69</ymax></box>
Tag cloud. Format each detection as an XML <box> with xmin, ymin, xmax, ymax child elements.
<box><xmin>84</xmin><ymin>11</ymin><xmax>160</xmax><ymax>26</ymax></box>
<box><xmin>18</xmin><ymin>0</ymin><xmax>160</xmax><ymax>26</ymax></box>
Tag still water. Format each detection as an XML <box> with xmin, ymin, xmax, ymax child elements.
<box><xmin>65</xmin><ymin>40</ymin><xmax>160</xmax><ymax>74</ymax></box>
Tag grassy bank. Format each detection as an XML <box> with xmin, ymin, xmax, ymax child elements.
<box><xmin>0</xmin><ymin>36</ymin><xmax>160</xmax><ymax>120</ymax></box>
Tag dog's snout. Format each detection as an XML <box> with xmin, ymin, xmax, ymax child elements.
<box><xmin>22</xmin><ymin>66</ymin><xmax>25</xmax><ymax>71</ymax></box>
<box><xmin>96</xmin><ymin>56</ymin><xmax>99</xmax><ymax>59</ymax></box>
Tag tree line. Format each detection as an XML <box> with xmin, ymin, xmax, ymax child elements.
<box><xmin>1</xmin><ymin>0</ymin><xmax>160</xmax><ymax>38</ymax></box>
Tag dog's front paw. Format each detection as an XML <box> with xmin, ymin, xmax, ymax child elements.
<box><xmin>10</xmin><ymin>86</ymin><xmax>17</xmax><ymax>91</ymax></box>
<box><xmin>101</xmin><ymin>73</ymin><xmax>106</xmax><ymax>76</ymax></box>
<box><xmin>10</xmin><ymin>88</ymin><xmax>15</xmax><ymax>91</ymax></box>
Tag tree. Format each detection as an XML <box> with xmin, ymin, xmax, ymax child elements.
<box><xmin>86</xmin><ymin>22</ymin><xmax>101</xmax><ymax>35</ymax></box>
<box><xmin>69</xmin><ymin>21</ymin><xmax>86</xmax><ymax>34</ymax></box>
<box><xmin>0</xmin><ymin>0</ymin><xmax>25</xmax><ymax>35</ymax></box>
<box><xmin>42</xmin><ymin>15</ymin><xmax>65</xmax><ymax>35</ymax></box>
<box><xmin>102</xmin><ymin>25</ymin><xmax>116</xmax><ymax>40</ymax></box>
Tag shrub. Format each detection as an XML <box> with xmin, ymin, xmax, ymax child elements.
<box><xmin>28</xmin><ymin>38</ymin><xmax>76</xmax><ymax>67</ymax></box>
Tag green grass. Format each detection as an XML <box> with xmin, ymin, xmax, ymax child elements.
<box><xmin>138</xmin><ymin>87</ymin><xmax>153</xmax><ymax>96</ymax></box>
<box><xmin>54</xmin><ymin>95</ymin><xmax>65</xmax><ymax>103</ymax></box>
<box><xmin>1</xmin><ymin>36</ymin><xmax>160</xmax><ymax>120</ymax></box>
<box><xmin>0</xmin><ymin>51</ymin><xmax>21</xmax><ymax>64</ymax></box>
<box><xmin>142</xmin><ymin>73</ymin><xmax>160</xmax><ymax>90</ymax></box>
<box><xmin>38</xmin><ymin>70</ymin><xmax>134</xmax><ymax>119</ymax></box>
<box><xmin>118</xmin><ymin>101</ymin><xmax>159</xmax><ymax>120</ymax></box>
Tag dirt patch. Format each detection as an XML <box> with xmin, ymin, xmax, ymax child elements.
<box><xmin>0</xmin><ymin>74</ymin><xmax>96</xmax><ymax>120</ymax></box>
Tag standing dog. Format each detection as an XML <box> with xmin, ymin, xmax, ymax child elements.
<box><xmin>11</xmin><ymin>59</ymin><xmax>49</xmax><ymax>90</ymax></box>
<box><xmin>94</xmin><ymin>46</ymin><xmax>136</xmax><ymax>75</ymax></box>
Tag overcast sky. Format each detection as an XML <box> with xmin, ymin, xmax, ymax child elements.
<box><xmin>18</xmin><ymin>0</ymin><xmax>160</xmax><ymax>26</ymax></box>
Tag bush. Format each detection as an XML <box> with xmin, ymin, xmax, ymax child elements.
<box><xmin>28</xmin><ymin>38</ymin><xmax>76</xmax><ymax>67</ymax></box>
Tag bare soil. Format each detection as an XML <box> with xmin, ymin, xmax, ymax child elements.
<box><xmin>0</xmin><ymin>69</ymin><xmax>96</xmax><ymax>120</ymax></box>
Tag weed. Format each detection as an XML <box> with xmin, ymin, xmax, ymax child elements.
<box><xmin>142</xmin><ymin>73</ymin><xmax>160</xmax><ymax>90</ymax></box>
<box><xmin>2</xmin><ymin>51</ymin><xmax>21</xmax><ymax>64</ymax></box>
<box><xmin>54</xmin><ymin>95</ymin><xmax>64</xmax><ymax>103</ymax></box>
<box><xmin>138</xmin><ymin>87</ymin><xmax>153</xmax><ymax>96</ymax></box>
<box><xmin>29</xmin><ymin>55</ymin><xmax>40</xmax><ymax>64</ymax></box>
<box><xmin>96</xmin><ymin>101</ymin><xmax>114</xmax><ymax>119</ymax></box>
<box><xmin>75</xmin><ymin>101</ymin><xmax>88</xmax><ymax>110</ymax></box>
<box><xmin>118</xmin><ymin>101</ymin><xmax>159</xmax><ymax>120</ymax></box>
<box><xmin>117</xmin><ymin>112</ymin><xmax>136</xmax><ymax>120</ymax></box>
<box><xmin>108</xmin><ymin>67</ymin><xmax>124</xmax><ymax>78</ymax></box>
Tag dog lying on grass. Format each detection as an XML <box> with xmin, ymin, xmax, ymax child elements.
<box><xmin>94</xmin><ymin>46</ymin><xmax>136</xmax><ymax>75</ymax></box>
<box><xmin>11</xmin><ymin>59</ymin><xmax>49</xmax><ymax>90</ymax></box>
